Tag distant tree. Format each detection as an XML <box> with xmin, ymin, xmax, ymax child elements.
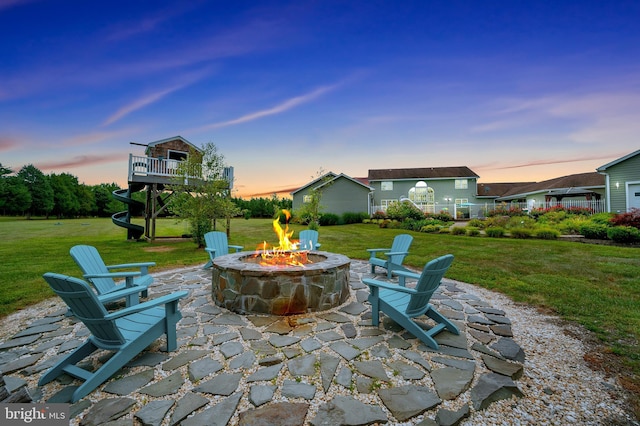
<box><xmin>92</xmin><ymin>183</ymin><xmax>122</xmax><ymax>217</ymax></box>
<box><xmin>17</xmin><ymin>165</ymin><xmax>54</xmax><ymax>218</ymax></box>
<box><xmin>49</xmin><ymin>173</ymin><xmax>81</xmax><ymax>218</ymax></box>
<box><xmin>76</xmin><ymin>184</ymin><xmax>95</xmax><ymax>217</ymax></box>
<box><xmin>0</xmin><ymin>174</ymin><xmax>31</xmax><ymax>215</ymax></box>
<box><xmin>171</xmin><ymin>143</ymin><xmax>240</xmax><ymax>247</ymax></box>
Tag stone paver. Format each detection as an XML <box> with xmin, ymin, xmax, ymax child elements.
<box><xmin>0</xmin><ymin>260</ymin><xmax>526</xmax><ymax>425</ymax></box>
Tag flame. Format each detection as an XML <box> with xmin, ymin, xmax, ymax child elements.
<box><xmin>254</xmin><ymin>210</ymin><xmax>312</xmax><ymax>267</ymax></box>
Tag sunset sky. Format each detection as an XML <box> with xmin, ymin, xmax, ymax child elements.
<box><xmin>1</xmin><ymin>1</ymin><xmax>639</xmax><ymax>198</ymax></box>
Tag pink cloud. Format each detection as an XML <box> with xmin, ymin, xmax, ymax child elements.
<box><xmin>36</xmin><ymin>153</ymin><xmax>125</xmax><ymax>171</ymax></box>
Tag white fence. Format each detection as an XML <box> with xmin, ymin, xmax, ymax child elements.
<box><xmin>373</xmin><ymin>199</ymin><xmax>607</xmax><ymax>218</ymax></box>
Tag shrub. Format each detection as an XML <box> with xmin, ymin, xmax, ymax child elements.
<box><xmin>534</xmin><ymin>227</ymin><xmax>560</xmax><ymax>240</ymax></box>
<box><xmin>507</xmin><ymin>216</ymin><xmax>536</xmax><ymax>229</ymax></box>
<box><xmin>556</xmin><ymin>217</ymin><xmax>588</xmax><ymax>235</ymax></box>
<box><xmin>487</xmin><ymin>204</ymin><xmax>524</xmax><ymax>217</ymax></box>
<box><xmin>319</xmin><ymin>213</ymin><xmax>340</xmax><ymax>226</ymax></box>
<box><xmin>371</xmin><ymin>210</ymin><xmax>387</xmax><ymax>220</ymax></box>
<box><xmin>467</xmin><ymin>218</ymin><xmax>485</xmax><ymax>229</ymax></box>
<box><xmin>420</xmin><ymin>224</ymin><xmax>443</xmax><ymax>233</ymax></box>
<box><xmin>342</xmin><ymin>212</ymin><xmax>368</xmax><ymax>224</ymax></box>
<box><xmin>610</xmin><ymin>208</ymin><xmax>640</xmax><ymax>229</ymax></box>
<box><xmin>537</xmin><ymin>210</ymin><xmax>568</xmax><ymax>225</ymax></box>
<box><xmin>451</xmin><ymin>226</ymin><xmax>466</xmax><ymax>235</ymax></box>
<box><xmin>607</xmin><ymin>226</ymin><xmax>640</xmax><ymax>244</ymax></box>
<box><xmin>385</xmin><ymin>201</ymin><xmax>424</xmax><ymax>221</ymax></box>
<box><xmin>485</xmin><ymin>216</ymin><xmax>510</xmax><ymax>229</ymax></box>
<box><xmin>590</xmin><ymin>212</ymin><xmax>615</xmax><ymax>225</ymax></box>
<box><xmin>510</xmin><ymin>228</ymin><xmax>532</xmax><ymax>239</ymax></box>
<box><xmin>485</xmin><ymin>227</ymin><xmax>505</xmax><ymax>238</ymax></box>
<box><xmin>466</xmin><ymin>226</ymin><xmax>480</xmax><ymax>236</ymax></box>
<box><xmin>399</xmin><ymin>219</ymin><xmax>427</xmax><ymax>231</ymax></box>
<box><xmin>579</xmin><ymin>222</ymin><xmax>609</xmax><ymax>239</ymax></box>
<box><xmin>427</xmin><ymin>212</ymin><xmax>454</xmax><ymax>222</ymax></box>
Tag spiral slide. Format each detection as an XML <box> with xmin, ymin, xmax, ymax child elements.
<box><xmin>112</xmin><ymin>185</ymin><xmax>145</xmax><ymax>240</ymax></box>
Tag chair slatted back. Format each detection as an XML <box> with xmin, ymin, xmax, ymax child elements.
<box><xmin>204</xmin><ymin>231</ymin><xmax>230</xmax><ymax>257</ymax></box>
<box><xmin>406</xmin><ymin>254</ymin><xmax>454</xmax><ymax>316</ymax></box>
<box><xmin>42</xmin><ymin>273</ymin><xmax>125</xmax><ymax>347</ymax></box>
<box><xmin>389</xmin><ymin>234</ymin><xmax>413</xmax><ymax>265</ymax></box>
<box><xmin>70</xmin><ymin>245</ymin><xmax>116</xmax><ymax>295</ymax></box>
<box><xmin>298</xmin><ymin>230</ymin><xmax>319</xmax><ymax>250</ymax></box>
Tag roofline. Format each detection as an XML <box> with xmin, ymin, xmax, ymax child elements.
<box><xmin>368</xmin><ymin>176</ymin><xmax>478</xmax><ymax>182</ymax></box>
<box><xmin>315</xmin><ymin>173</ymin><xmax>374</xmax><ymax>191</ymax></box>
<box><xmin>596</xmin><ymin>149</ymin><xmax>640</xmax><ymax>172</ymax></box>
<box><xmin>290</xmin><ymin>172</ymin><xmax>338</xmax><ymax>195</ymax></box>
<box><xmin>145</xmin><ymin>136</ymin><xmax>203</xmax><ymax>154</ymax></box>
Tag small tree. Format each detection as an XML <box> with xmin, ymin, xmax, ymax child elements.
<box><xmin>296</xmin><ymin>168</ymin><xmax>332</xmax><ymax>230</ymax></box>
<box><xmin>170</xmin><ymin>143</ymin><xmax>239</xmax><ymax>247</ymax></box>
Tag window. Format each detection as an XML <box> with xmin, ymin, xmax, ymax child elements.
<box><xmin>455</xmin><ymin>179</ymin><xmax>468</xmax><ymax>189</ymax></box>
<box><xmin>381</xmin><ymin>181</ymin><xmax>393</xmax><ymax>191</ymax></box>
<box><xmin>380</xmin><ymin>199</ymin><xmax>396</xmax><ymax>211</ymax></box>
<box><xmin>168</xmin><ymin>150</ymin><xmax>188</xmax><ymax>161</ymax></box>
<box><xmin>455</xmin><ymin>198</ymin><xmax>468</xmax><ymax>206</ymax></box>
<box><xmin>303</xmin><ymin>195</ymin><xmax>313</xmax><ymax>203</ymax></box>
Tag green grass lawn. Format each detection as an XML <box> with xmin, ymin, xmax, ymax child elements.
<box><xmin>1</xmin><ymin>216</ymin><xmax>639</xmax><ymax>412</ymax></box>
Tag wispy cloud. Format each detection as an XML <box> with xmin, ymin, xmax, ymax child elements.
<box><xmin>0</xmin><ymin>136</ymin><xmax>20</xmax><ymax>151</ymax></box>
<box><xmin>61</xmin><ymin>129</ymin><xmax>135</xmax><ymax>147</ymax></box>
<box><xmin>0</xmin><ymin>0</ymin><xmax>36</xmax><ymax>12</ymax></box>
<box><xmin>104</xmin><ymin>3</ymin><xmax>201</xmax><ymax>42</ymax></box>
<box><xmin>102</xmin><ymin>67</ymin><xmax>213</xmax><ymax>126</ymax></box>
<box><xmin>36</xmin><ymin>153</ymin><xmax>125</xmax><ymax>170</ymax></box>
<box><xmin>198</xmin><ymin>85</ymin><xmax>339</xmax><ymax>131</ymax></box>
<box><xmin>483</xmin><ymin>152</ymin><xmax>631</xmax><ymax>171</ymax></box>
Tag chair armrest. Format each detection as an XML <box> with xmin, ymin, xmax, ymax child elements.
<box><xmin>106</xmin><ymin>262</ymin><xmax>156</xmax><ymax>270</ymax></box>
<box><xmin>367</xmin><ymin>248</ymin><xmax>390</xmax><ymax>259</ymax></box>
<box><xmin>97</xmin><ymin>286</ymin><xmax>146</xmax><ymax>303</ymax></box>
<box><xmin>229</xmin><ymin>245</ymin><xmax>243</xmax><ymax>252</ymax></box>
<box><xmin>383</xmin><ymin>251</ymin><xmax>408</xmax><ymax>257</ymax></box>
<box><xmin>205</xmin><ymin>248</ymin><xmax>216</xmax><ymax>254</ymax></box>
<box><xmin>392</xmin><ymin>269</ymin><xmax>420</xmax><ymax>286</ymax></box>
<box><xmin>104</xmin><ymin>291</ymin><xmax>189</xmax><ymax>320</ymax></box>
<box><xmin>363</xmin><ymin>278</ymin><xmax>417</xmax><ymax>294</ymax></box>
<box><xmin>84</xmin><ymin>271</ymin><xmax>141</xmax><ymax>279</ymax></box>
<box><xmin>367</xmin><ymin>248</ymin><xmax>390</xmax><ymax>253</ymax></box>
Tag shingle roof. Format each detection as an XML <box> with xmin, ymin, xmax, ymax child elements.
<box><xmin>368</xmin><ymin>166</ymin><xmax>479</xmax><ymax>180</ymax></box>
<box><xmin>497</xmin><ymin>172</ymin><xmax>605</xmax><ymax>198</ymax></box>
<box><xmin>477</xmin><ymin>182</ymin><xmax>535</xmax><ymax>197</ymax></box>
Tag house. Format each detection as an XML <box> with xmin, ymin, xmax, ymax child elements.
<box><xmin>493</xmin><ymin>172</ymin><xmax>605</xmax><ymax>212</ymax></box>
<box><xmin>291</xmin><ymin>172</ymin><xmax>373</xmax><ymax>216</ymax></box>
<box><xmin>367</xmin><ymin>166</ymin><xmax>480</xmax><ymax>218</ymax></box>
<box><xmin>597</xmin><ymin>149</ymin><xmax>640</xmax><ymax>213</ymax></box>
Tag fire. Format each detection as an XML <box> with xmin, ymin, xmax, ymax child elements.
<box><xmin>254</xmin><ymin>210</ymin><xmax>312</xmax><ymax>266</ymax></box>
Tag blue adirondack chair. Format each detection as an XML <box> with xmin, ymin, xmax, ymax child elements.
<box><xmin>367</xmin><ymin>234</ymin><xmax>413</xmax><ymax>278</ymax></box>
<box><xmin>298</xmin><ymin>229</ymin><xmax>321</xmax><ymax>250</ymax></box>
<box><xmin>70</xmin><ymin>245</ymin><xmax>154</xmax><ymax>306</ymax></box>
<box><xmin>363</xmin><ymin>254</ymin><xmax>458</xmax><ymax>349</ymax></box>
<box><xmin>203</xmin><ymin>231</ymin><xmax>244</xmax><ymax>269</ymax></box>
<box><xmin>39</xmin><ymin>273</ymin><xmax>188</xmax><ymax>402</ymax></box>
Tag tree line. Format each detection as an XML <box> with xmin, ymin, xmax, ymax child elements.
<box><xmin>0</xmin><ymin>163</ymin><xmax>123</xmax><ymax>218</ymax></box>
<box><xmin>0</xmin><ymin>162</ymin><xmax>292</xmax><ymax>220</ymax></box>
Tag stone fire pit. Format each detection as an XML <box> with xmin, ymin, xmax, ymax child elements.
<box><xmin>211</xmin><ymin>251</ymin><xmax>351</xmax><ymax>315</ymax></box>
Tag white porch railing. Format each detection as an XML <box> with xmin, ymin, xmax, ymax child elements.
<box><xmin>128</xmin><ymin>154</ymin><xmax>202</xmax><ymax>181</ymax></box>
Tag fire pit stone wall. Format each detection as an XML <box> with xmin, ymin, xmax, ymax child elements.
<box><xmin>211</xmin><ymin>251</ymin><xmax>351</xmax><ymax>315</ymax></box>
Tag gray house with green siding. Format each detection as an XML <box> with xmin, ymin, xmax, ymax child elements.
<box><xmin>597</xmin><ymin>149</ymin><xmax>640</xmax><ymax>213</ymax></box>
<box><xmin>291</xmin><ymin>172</ymin><xmax>373</xmax><ymax>216</ymax></box>
<box><xmin>367</xmin><ymin>166</ymin><xmax>481</xmax><ymax>218</ymax></box>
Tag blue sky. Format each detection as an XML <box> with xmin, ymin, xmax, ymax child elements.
<box><xmin>1</xmin><ymin>0</ymin><xmax>639</xmax><ymax>198</ymax></box>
